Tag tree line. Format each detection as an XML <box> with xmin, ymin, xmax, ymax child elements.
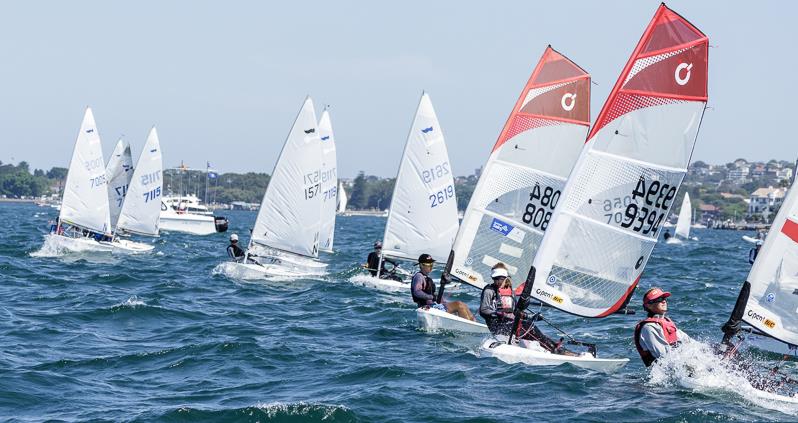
<box><xmin>0</xmin><ymin>161</ymin><xmax>65</xmax><ymax>198</ymax></box>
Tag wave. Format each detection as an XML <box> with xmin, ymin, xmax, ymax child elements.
<box><xmin>142</xmin><ymin>402</ymin><xmax>358</xmax><ymax>422</ymax></box>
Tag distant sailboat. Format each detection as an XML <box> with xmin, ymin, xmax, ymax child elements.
<box><xmin>337</xmin><ymin>181</ymin><xmax>348</xmax><ymax>215</ymax></box>
<box><xmin>667</xmin><ymin>193</ymin><xmax>694</xmax><ymax>243</ymax></box>
<box><xmin>106</xmin><ymin>138</ymin><xmax>133</xmax><ymax>230</ymax></box>
<box><xmin>219</xmin><ymin>97</ymin><xmax>327</xmax><ymax>279</ymax></box>
<box><xmin>319</xmin><ymin>108</ymin><xmax>338</xmax><ymax>253</ymax></box>
<box><xmin>372</xmin><ymin>92</ymin><xmax>459</xmax><ymax>290</ymax></box>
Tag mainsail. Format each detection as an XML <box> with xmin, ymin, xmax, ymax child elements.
<box><xmin>251</xmin><ymin>97</ymin><xmax>322</xmax><ymax>258</ymax></box>
<box><xmin>59</xmin><ymin>108</ymin><xmax>112</xmax><ymax>235</ymax></box>
<box><xmin>337</xmin><ymin>181</ymin><xmax>348</xmax><ymax>214</ymax></box>
<box><xmin>724</xmin><ymin>176</ymin><xmax>798</xmax><ymax>346</ymax></box>
<box><xmin>106</xmin><ymin>138</ymin><xmax>134</xmax><ymax>229</ymax></box>
<box><xmin>530</xmin><ymin>4</ymin><xmax>708</xmax><ymax>317</ymax></box>
<box><xmin>319</xmin><ymin>108</ymin><xmax>338</xmax><ymax>253</ymax></box>
<box><xmin>449</xmin><ymin>46</ymin><xmax>591</xmax><ymax>289</ymax></box>
<box><xmin>381</xmin><ymin>93</ymin><xmax>459</xmax><ymax>263</ymax></box>
<box><xmin>674</xmin><ymin>192</ymin><xmax>691</xmax><ymax>239</ymax></box>
<box><xmin>115</xmin><ymin>128</ymin><xmax>163</xmax><ymax>237</ymax></box>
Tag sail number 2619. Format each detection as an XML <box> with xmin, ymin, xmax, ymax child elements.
<box><xmin>429</xmin><ymin>184</ymin><xmax>454</xmax><ymax>208</ymax></box>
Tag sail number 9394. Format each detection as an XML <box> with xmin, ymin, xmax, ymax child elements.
<box><xmin>522</xmin><ymin>184</ymin><xmax>560</xmax><ymax>231</ymax></box>
<box><xmin>611</xmin><ymin>177</ymin><xmax>676</xmax><ymax>236</ymax></box>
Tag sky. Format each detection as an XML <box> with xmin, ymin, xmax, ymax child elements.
<box><xmin>0</xmin><ymin>1</ymin><xmax>794</xmax><ymax>178</ymax></box>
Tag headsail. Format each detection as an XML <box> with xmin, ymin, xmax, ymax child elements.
<box><xmin>115</xmin><ymin>128</ymin><xmax>163</xmax><ymax>237</ymax></box>
<box><xmin>251</xmin><ymin>97</ymin><xmax>323</xmax><ymax>258</ymax></box>
<box><xmin>59</xmin><ymin>108</ymin><xmax>112</xmax><ymax>234</ymax></box>
<box><xmin>382</xmin><ymin>93</ymin><xmax>459</xmax><ymax>262</ymax></box>
<box><xmin>449</xmin><ymin>46</ymin><xmax>591</xmax><ymax>289</ymax></box>
<box><xmin>531</xmin><ymin>4</ymin><xmax>708</xmax><ymax>317</ymax></box>
<box><xmin>337</xmin><ymin>181</ymin><xmax>348</xmax><ymax>213</ymax></box>
<box><xmin>318</xmin><ymin>109</ymin><xmax>338</xmax><ymax>253</ymax></box>
<box><xmin>674</xmin><ymin>192</ymin><xmax>691</xmax><ymax>239</ymax></box>
<box><xmin>724</xmin><ymin>176</ymin><xmax>798</xmax><ymax>346</ymax></box>
<box><xmin>106</xmin><ymin>138</ymin><xmax>134</xmax><ymax>230</ymax></box>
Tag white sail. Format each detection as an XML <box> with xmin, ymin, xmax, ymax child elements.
<box><xmin>106</xmin><ymin>138</ymin><xmax>134</xmax><ymax>230</ymax></box>
<box><xmin>318</xmin><ymin>109</ymin><xmax>338</xmax><ymax>253</ymax></box>
<box><xmin>382</xmin><ymin>93</ymin><xmax>459</xmax><ymax>262</ymax></box>
<box><xmin>450</xmin><ymin>47</ymin><xmax>591</xmax><ymax>289</ymax></box>
<box><xmin>735</xmin><ymin>177</ymin><xmax>798</xmax><ymax>345</ymax></box>
<box><xmin>674</xmin><ymin>192</ymin><xmax>691</xmax><ymax>239</ymax></box>
<box><xmin>251</xmin><ymin>97</ymin><xmax>322</xmax><ymax>257</ymax></box>
<box><xmin>530</xmin><ymin>5</ymin><xmax>709</xmax><ymax>317</ymax></box>
<box><xmin>337</xmin><ymin>181</ymin><xmax>348</xmax><ymax>213</ymax></box>
<box><xmin>59</xmin><ymin>108</ymin><xmax>112</xmax><ymax>234</ymax></box>
<box><xmin>115</xmin><ymin>127</ymin><xmax>163</xmax><ymax>237</ymax></box>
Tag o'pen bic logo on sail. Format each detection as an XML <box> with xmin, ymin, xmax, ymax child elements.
<box><xmin>490</xmin><ymin>217</ymin><xmax>525</xmax><ymax>243</ymax></box>
<box><xmin>561</xmin><ymin>93</ymin><xmax>576</xmax><ymax>111</ymax></box>
<box><xmin>675</xmin><ymin>62</ymin><xmax>692</xmax><ymax>86</ymax></box>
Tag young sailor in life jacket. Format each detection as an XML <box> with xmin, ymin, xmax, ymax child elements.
<box><xmin>411</xmin><ymin>253</ymin><xmax>476</xmax><ymax>321</ymax></box>
<box><xmin>479</xmin><ymin>266</ymin><xmax>516</xmax><ymax>335</ymax></box>
<box><xmin>634</xmin><ymin>287</ymin><xmax>692</xmax><ymax>367</ymax></box>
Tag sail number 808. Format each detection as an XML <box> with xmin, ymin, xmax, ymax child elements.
<box><xmin>522</xmin><ymin>184</ymin><xmax>560</xmax><ymax>231</ymax></box>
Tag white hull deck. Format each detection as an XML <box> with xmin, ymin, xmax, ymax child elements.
<box><xmin>43</xmin><ymin>233</ymin><xmax>154</xmax><ymax>254</ymax></box>
<box><xmin>479</xmin><ymin>337</ymin><xmax>629</xmax><ymax>374</ymax></box>
<box><xmin>159</xmin><ymin>212</ymin><xmax>217</xmax><ymax>235</ymax></box>
<box><xmin>417</xmin><ymin>307</ymin><xmax>489</xmax><ymax>334</ymax></box>
<box><xmin>215</xmin><ymin>260</ymin><xmax>326</xmax><ymax>280</ymax></box>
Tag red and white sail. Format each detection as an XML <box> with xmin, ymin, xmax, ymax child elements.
<box><xmin>531</xmin><ymin>4</ymin><xmax>708</xmax><ymax>317</ymax></box>
<box><xmin>450</xmin><ymin>47</ymin><xmax>590</xmax><ymax>288</ymax></box>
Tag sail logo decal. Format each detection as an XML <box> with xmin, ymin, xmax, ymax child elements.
<box><xmin>781</xmin><ymin>218</ymin><xmax>798</xmax><ymax>244</ymax></box>
<box><xmin>453</xmin><ymin>267</ymin><xmax>478</xmax><ymax>283</ymax></box>
<box><xmin>321</xmin><ymin>136</ymin><xmax>330</xmax><ymax>141</ymax></box>
<box><xmin>421</xmin><ymin>126</ymin><xmax>434</xmax><ymax>133</ymax></box>
<box><xmin>675</xmin><ymin>63</ymin><xmax>693</xmax><ymax>86</ymax></box>
<box><xmin>304</xmin><ymin>128</ymin><xmax>316</xmax><ymax>134</ymax></box>
<box><xmin>561</xmin><ymin>93</ymin><xmax>576</xmax><ymax>111</ymax></box>
<box><xmin>766</xmin><ymin>293</ymin><xmax>776</xmax><ymax>303</ymax></box>
<box><xmin>546</xmin><ymin>275</ymin><xmax>557</xmax><ymax>286</ymax></box>
<box><xmin>747</xmin><ymin>309</ymin><xmax>777</xmax><ymax>329</ymax></box>
<box><xmin>150</xmin><ymin>149</ymin><xmax>157</xmax><ymax>153</ymax></box>
<box><xmin>490</xmin><ymin>218</ymin><xmax>513</xmax><ymax>236</ymax></box>
<box><xmin>535</xmin><ymin>288</ymin><xmax>564</xmax><ymax>304</ymax></box>
<box><xmin>86</xmin><ymin>129</ymin><xmax>94</xmax><ymax>133</ymax></box>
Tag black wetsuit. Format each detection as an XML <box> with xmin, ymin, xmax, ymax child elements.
<box><xmin>227</xmin><ymin>243</ymin><xmax>246</xmax><ymax>261</ymax></box>
<box><xmin>366</xmin><ymin>251</ymin><xmax>396</xmax><ymax>277</ymax></box>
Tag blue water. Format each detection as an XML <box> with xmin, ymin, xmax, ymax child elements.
<box><xmin>1</xmin><ymin>202</ymin><xmax>795</xmax><ymax>422</ymax></box>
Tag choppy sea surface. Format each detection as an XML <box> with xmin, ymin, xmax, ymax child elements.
<box><xmin>2</xmin><ymin>202</ymin><xmax>796</xmax><ymax>422</ymax></box>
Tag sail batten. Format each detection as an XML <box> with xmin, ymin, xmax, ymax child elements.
<box><xmin>529</xmin><ymin>4</ymin><xmax>708</xmax><ymax>317</ymax></box>
<box><xmin>449</xmin><ymin>46</ymin><xmax>591</xmax><ymax>289</ymax></box>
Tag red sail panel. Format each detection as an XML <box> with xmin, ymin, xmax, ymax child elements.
<box><xmin>493</xmin><ymin>46</ymin><xmax>590</xmax><ymax>152</ymax></box>
<box><xmin>783</xmin><ymin>218</ymin><xmax>798</xmax><ymax>244</ymax></box>
<box><xmin>589</xmin><ymin>4</ymin><xmax>708</xmax><ymax>140</ymax></box>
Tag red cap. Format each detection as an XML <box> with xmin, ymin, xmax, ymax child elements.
<box><xmin>643</xmin><ymin>287</ymin><xmax>671</xmax><ymax>307</ymax></box>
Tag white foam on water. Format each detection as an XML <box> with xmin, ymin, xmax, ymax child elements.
<box><xmin>253</xmin><ymin>402</ymin><xmax>349</xmax><ymax>419</ymax></box>
<box><xmin>30</xmin><ymin>234</ymin><xmax>69</xmax><ymax>257</ymax></box>
<box><xmin>647</xmin><ymin>339</ymin><xmax>798</xmax><ymax>415</ymax></box>
<box><xmin>120</xmin><ymin>296</ymin><xmax>147</xmax><ymax>308</ymax></box>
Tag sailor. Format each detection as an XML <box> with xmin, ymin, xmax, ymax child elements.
<box><xmin>479</xmin><ymin>266</ymin><xmax>516</xmax><ymax>335</ymax></box>
<box><xmin>364</xmin><ymin>241</ymin><xmax>396</xmax><ymax>277</ymax></box>
<box><xmin>227</xmin><ymin>233</ymin><xmax>246</xmax><ymax>261</ymax></box>
<box><xmin>748</xmin><ymin>239</ymin><xmax>763</xmax><ymax>265</ymax></box>
<box><xmin>663</xmin><ymin>229</ymin><xmax>672</xmax><ymax>241</ymax></box>
<box><xmin>634</xmin><ymin>287</ymin><xmax>691</xmax><ymax>367</ymax></box>
<box><xmin>411</xmin><ymin>253</ymin><xmax>475</xmax><ymax>321</ymax></box>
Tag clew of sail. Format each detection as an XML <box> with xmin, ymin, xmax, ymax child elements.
<box><xmin>251</xmin><ymin>97</ymin><xmax>323</xmax><ymax>258</ymax></box>
<box><xmin>106</xmin><ymin>138</ymin><xmax>134</xmax><ymax>230</ymax></box>
<box><xmin>318</xmin><ymin>109</ymin><xmax>338</xmax><ymax>253</ymax></box>
<box><xmin>59</xmin><ymin>107</ymin><xmax>112</xmax><ymax>235</ymax></box>
<box><xmin>337</xmin><ymin>181</ymin><xmax>348</xmax><ymax>213</ymax></box>
<box><xmin>725</xmin><ymin>176</ymin><xmax>798</xmax><ymax>346</ymax></box>
<box><xmin>530</xmin><ymin>4</ymin><xmax>708</xmax><ymax>317</ymax></box>
<box><xmin>382</xmin><ymin>93</ymin><xmax>459</xmax><ymax>263</ymax></box>
<box><xmin>449</xmin><ymin>46</ymin><xmax>591</xmax><ymax>289</ymax></box>
<box><xmin>674</xmin><ymin>192</ymin><xmax>691</xmax><ymax>239</ymax></box>
<box><xmin>115</xmin><ymin>127</ymin><xmax>163</xmax><ymax>237</ymax></box>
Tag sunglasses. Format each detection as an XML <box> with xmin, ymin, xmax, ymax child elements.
<box><xmin>646</xmin><ymin>296</ymin><xmax>668</xmax><ymax>305</ymax></box>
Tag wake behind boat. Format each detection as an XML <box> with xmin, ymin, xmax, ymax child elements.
<box><xmin>217</xmin><ymin>97</ymin><xmax>327</xmax><ymax>279</ymax></box>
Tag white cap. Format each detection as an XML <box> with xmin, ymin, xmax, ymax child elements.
<box><xmin>491</xmin><ymin>267</ymin><xmax>509</xmax><ymax>278</ymax></box>
<box><xmin>230</xmin><ymin>233</ymin><xmax>239</xmax><ymax>241</ymax></box>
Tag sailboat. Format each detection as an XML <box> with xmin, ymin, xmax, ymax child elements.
<box><xmin>109</xmin><ymin>127</ymin><xmax>163</xmax><ymax>252</ymax></box>
<box><xmin>106</xmin><ymin>138</ymin><xmax>133</xmax><ymax>230</ymax></box>
<box><xmin>480</xmin><ymin>4</ymin><xmax>708</xmax><ymax>372</ymax></box>
<box><xmin>319</xmin><ymin>108</ymin><xmax>338</xmax><ymax>253</ymax></box>
<box><xmin>47</xmin><ymin>107</ymin><xmax>115</xmax><ymax>252</ymax></box>
<box><xmin>337</xmin><ymin>181</ymin><xmax>348</xmax><ymax>215</ymax></box>
<box><xmin>368</xmin><ymin>92</ymin><xmax>459</xmax><ymax>291</ymax></box>
<box><xmin>419</xmin><ymin>46</ymin><xmax>592</xmax><ymax>334</ymax></box>
<box><xmin>219</xmin><ymin>97</ymin><xmax>327</xmax><ymax>279</ymax></box>
<box><xmin>667</xmin><ymin>193</ymin><xmax>692</xmax><ymax>243</ymax></box>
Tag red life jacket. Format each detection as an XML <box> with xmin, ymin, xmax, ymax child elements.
<box><xmin>514</xmin><ymin>282</ymin><xmax>525</xmax><ymax>296</ymax></box>
<box><xmin>498</xmin><ymin>287</ymin><xmax>514</xmax><ymax>312</ymax></box>
<box><xmin>634</xmin><ymin>316</ymin><xmax>679</xmax><ymax>367</ymax></box>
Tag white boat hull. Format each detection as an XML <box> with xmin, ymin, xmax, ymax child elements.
<box><xmin>44</xmin><ymin>233</ymin><xmax>114</xmax><ymax>253</ymax></box>
<box><xmin>417</xmin><ymin>307</ymin><xmax>489</xmax><ymax>334</ymax></box>
<box><xmin>159</xmin><ymin>212</ymin><xmax>217</xmax><ymax>235</ymax></box>
<box><xmin>111</xmin><ymin>238</ymin><xmax>155</xmax><ymax>253</ymax></box>
<box><xmin>215</xmin><ymin>260</ymin><xmax>326</xmax><ymax>280</ymax></box>
<box><xmin>479</xmin><ymin>337</ymin><xmax>629</xmax><ymax>373</ymax></box>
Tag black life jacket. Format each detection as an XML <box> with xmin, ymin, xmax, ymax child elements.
<box><xmin>634</xmin><ymin>316</ymin><xmax>679</xmax><ymax>367</ymax></box>
<box><xmin>411</xmin><ymin>271</ymin><xmax>435</xmax><ymax>307</ymax></box>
